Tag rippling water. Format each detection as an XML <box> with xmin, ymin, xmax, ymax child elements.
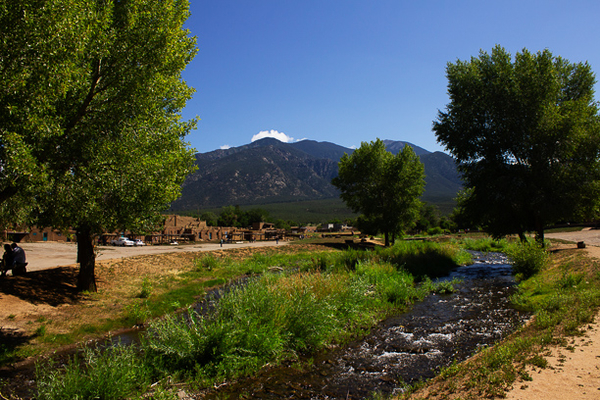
<box><xmin>201</xmin><ymin>252</ymin><xmax>529</xmax><ymax>399</ymax></box>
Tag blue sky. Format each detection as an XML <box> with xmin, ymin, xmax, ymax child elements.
<box><xmin>180</xmin><ymin>0</ymin><xmax>600</xmax><ymax>154</ymax></box>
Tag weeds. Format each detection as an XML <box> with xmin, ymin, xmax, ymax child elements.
<box><xmin>141</xmin><ymin>252</ymin><xmax>446</xmax><ymax>385</ymax></box>
<box><xmin>402</xmin><ymin>243</ymin><xmax>600</xmax><ymax>399</ymax></box>
<box><xmin>455</xmin><ymin>237</ymin><xmax>510</xmax><ymax>252</ymax></box>
<box><xmin>138</xmin><ymin>277</ymin><xmax>154</xmax><ymax>299</ymax></box>
<box><xmin>36</xmin><ymin>344</ymin><xmax>150</xmax><ymax>400</ymax></box>
<box><xmin>506</xmin><ymin>240</ymin><xmax>549</xmax><ymax>280</ymax></box>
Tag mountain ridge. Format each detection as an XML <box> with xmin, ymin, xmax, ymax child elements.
<box><xmin>170</xmin><ymin>138</ymin><xmax>461</xmax><ymax>211</ymax></box>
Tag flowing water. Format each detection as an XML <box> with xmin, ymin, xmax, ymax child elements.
<box><xmin>199</xmin><ymin>252</ymin><xmax>529</xmax><ymax>399</ymax></box>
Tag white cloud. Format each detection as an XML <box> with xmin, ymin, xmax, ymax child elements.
<box><xmin>251</xmin><ymin>130</ymin><xmax>295</xmax><ymax>143</ymax></box>
<box><xmin>220</xmin><ymin>144</ymin><xmax>231</xmax><ymax>150</ymax></box>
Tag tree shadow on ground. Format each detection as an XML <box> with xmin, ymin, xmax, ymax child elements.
<box><xmin>316</xmin><ymin>240</ymin><xmax>382</xmax><ymax>251</ymax></box>
<box><xmin>0</xmin><ymin>267</ymin><xmax>82</xmax><ymax>306</ymax></box>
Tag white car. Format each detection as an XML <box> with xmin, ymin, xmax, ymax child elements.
<box><xmin>133</xmin><ymin>239</ymin><xmax>146</xmax><ymax>246</ymax></box>
<box><xmin>111</xmin><ymin>237</ymin><xmax>135</xmax><ymax>246</ymax></box>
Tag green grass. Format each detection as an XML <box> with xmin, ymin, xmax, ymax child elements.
<box><xmin>141</xmin><ymin>264</ymin><xmax>425</xmax><ymax>384</ymax></box>
<box><xmin>33</xmin><ymin>240</ymin><xmax>468</xmax><ymax>399</ymax></box>
<box><xmin>452</xmin><ymin>236</ymin><xmax>511</xmax><ymax>252</ymax></box>
<box><xmin>36</xmin><ymin>344</ymin><xmax>151</xmax><ymax>400</ymax></box>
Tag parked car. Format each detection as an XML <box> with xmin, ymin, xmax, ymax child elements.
<box><xmin>133</xmin><ymin>239</ymin><xmax>145</xmax><ymax>246</ymax></box>
<box><xmin>111</xmin><ymin>237</ymin><xmax>134</xmax><ymax>246</ymax></box>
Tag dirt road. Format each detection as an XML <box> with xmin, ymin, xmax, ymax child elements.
<box><xmin>545</xmin><ymin>227</ymin><xmax>600</xmax><ymax>247</ymax></box>
<box><xmin>13</xmin><ymin>240</ymin><xmax>289</xmax><ymax>272</ymax></box>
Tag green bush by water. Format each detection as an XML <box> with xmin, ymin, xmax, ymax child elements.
<box><xmin>376</xmin><ymin>240</ymin><xmax>467</xmax><ymax>279</ymax></box>
<box><xmin>36</xmin><ymin>344</ymin><xmax>150</xmax><ymax>400</ymax></box>
<box><xmin>141</xmin><ymin>259</ymin><xmax>437</xmax><ymax>383</ymax></box>
<box><xmin>506</xmin><ymin>241</ymin><xmax>549</xmax><ymax>280</ymax></box>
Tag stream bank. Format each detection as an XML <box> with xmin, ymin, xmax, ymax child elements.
<box><xmin>199</xmin><ymin>252</ymin><xmax>529</xmax><ymax>399</ymax></box>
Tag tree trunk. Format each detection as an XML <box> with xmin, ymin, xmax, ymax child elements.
<box><xmin>535</xmin><ymin>218</ymin><xmax>545</xmax><ymax>248</ymax></box>
<box><xmin>536</xmin><ymin>227</ymin><xmax>545</xmax><ymax>247</ymax></box>
<box><xmin>384</xmin><ymin>231</ymin><xmax>390</xmax><ymax>247</ymax></box>
<box><xmin>76</xmin><ymin>225</ymin><xmax>97</xmax><ymax>292</ymax></box>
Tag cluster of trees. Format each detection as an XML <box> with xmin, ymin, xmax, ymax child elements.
<box><xmin>335</xmin><ymin>47</ymin><xmax>600</xmax><ymax>246</ymax></box>
<box><xmin>332</xmin><ymin>139</ymin><xmax>425</xmax><ymax>246</ymax></box>
<box><xmin>196</xmin><ymin>206</ymin><xmax>347</xmax><ymax>231</ymax></box>
<box><xmin>1</xmin><ymin>0</ymin><xmax>198</xmax><ymax>291</ymax></box>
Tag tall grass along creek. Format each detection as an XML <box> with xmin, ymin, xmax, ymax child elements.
<box><xmin>31</xmin><ymin>239</ymin><xmax>543</xmax><ymax>400</ymax></box>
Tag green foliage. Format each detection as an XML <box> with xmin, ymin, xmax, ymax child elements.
<box><xmin>36</xmin><ymin>344</ymin><xmax>150</xmax><ymax>400</ymax></box>
<box><xmin>456</xmin><ymin>237</ymin><xmax>510</xmax><ymax>252</ymax></box>
<box><xmin>376</xmin><ymin>240</ymin><xmax>464</xmax><ymax>279</ymax></box>
<box><xmin>426</xmin><ymin>226</ymin><xmax>445</xmax><ymax>236</ymax></box>
<box><xmin>332</xmin><ymin>139</ymin><xmax>425</xmax><ymax>246</ymax></box>
<box><xmin>1</xmin><ymin>0</ymin><xmax>199</xmax><ymax>291</ymax></box>
<box><xmin>434</xmin><ymin>45</ymin><xmax>600</xmax><ymax>239</ymax></box>
<box><xmin>140</xmin><ymin>248</ymin><xmax>453</xmax><ymax>383</ymax></box>
<box><xmin>34</xmin><ymin>243</ymin><xmax>468</xmax><ymax>396</ymax></box>
<box><xmin>506</xmin><ymin>241</ymin><xmax>549</xmax><ymax>280</ymax></box>
<box><xmin>196</xmin><ymin>255</ymin><xmax>220</xmax><ymax>271</ymax></box>
<box><xmin>420</xmin><ymin>276</ymin><xmax>462</xmax><ymax>295</ymax></box>
<box><xmin>138</xmin><ymin>278</ymin><xmax>154</xmax><ymax>299</ymax></box>
<box><xmin>125</xmin><ymin>300</ymin><xmax>152</xmax><ymax>326</ymax></box>
<box><xmin>190</xmin><ymin>198</ymin><xmax>356</xmax><ymax>227</ymax></box>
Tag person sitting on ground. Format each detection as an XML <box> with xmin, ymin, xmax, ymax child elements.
<box><xmin>1</xmin><ymin>244</ymin><xmax>13</xmax><ymax>276</ymax></box>
<box><xmin>10</xmin><ymin>242</ymin><xmax>27</xmax><ymax>275</ymax></box>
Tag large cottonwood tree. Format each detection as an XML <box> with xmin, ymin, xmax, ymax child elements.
<box><xmin>0</xmin><ymin>0</ymin><xmax>198</xmax><ymax>291</ymax></box>
<box><xmin>332</xmin><ymin>139</ymin><xmax>425</xmax><ymax>246</ymax></box>
<box><xmin>434</xmin><ymin>46</ymin><xmax>600</xmax><ymax>242</ymax></box>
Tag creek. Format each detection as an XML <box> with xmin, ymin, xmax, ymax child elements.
<box><xmin>198</xmin><ymin>251</ymin><xmax>530</xmax><ymax>399</ymax></box>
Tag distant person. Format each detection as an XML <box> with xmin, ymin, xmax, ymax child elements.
<box><xmin>1</xmin><ymin>244</ymin><xmax>13</xmax><ymax>276</ymax></box>
<box><xmin>10</xmin><ymin>242</ymin><xmax>27</xmax><ymax>275</ymax></box>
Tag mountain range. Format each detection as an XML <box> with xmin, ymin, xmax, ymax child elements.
<box><xmin>169</xmin><ymin>138</ymin><xmax>462</xmax><ymax>212</ymax></box>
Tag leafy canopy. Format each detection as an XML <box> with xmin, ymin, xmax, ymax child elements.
<box><xmin>434</xmin><ymin>46</ymin><xmax>600</xmax><ymax>241</ymax></box>
<box><xmin>332</xmin><ymin>139</ymin><xmax>425</xmax><ymax>246</ymax></box>
<box><xmin>0</xmin><ymin>0</ymin><xmax>198</xmax><ymax>290</ymax></box>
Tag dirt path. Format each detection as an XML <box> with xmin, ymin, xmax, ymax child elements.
<box><xmin>504</xmin><ymin>320</ymin><xmax>600</xmax><ymax>399</ymax></box>
<box><xmin>13</xmin><ymin>240</ymin><xmax>289</xmax><ymax>273</ymax></box>
<box><xmin>503</xmin><ymin>229</ymin><xmax>600</xmax><ymax>400</ymax></box>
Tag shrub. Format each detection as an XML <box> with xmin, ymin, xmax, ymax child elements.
<box><xmin>138</xmin><ymin>277</ymin><xmax>153</xmax><ymax>299</ymax></box>
<box><xmin>36</xmin><ymin>344</ymin><xmax>149</xmax><ymax>400</ymax></box>
<box><xmin>506</xmin><ymin>241</ymin><xmax>549</xmax><ymax>280</ymax></box>
<box><xmin>427</xmin><ymin>226</ymin><xmax>445</xmax><ymax>236</ymax></box>
<box><xmin>378</xmin><ymin>241</ymin><xmax>462</xmax><ymax>279</ymax></box>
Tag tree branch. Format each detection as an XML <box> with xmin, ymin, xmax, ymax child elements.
<box><xmin>65</xmin><ymin>59</ymin><xmax>103</xmax><ymax>135</ymax></box>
